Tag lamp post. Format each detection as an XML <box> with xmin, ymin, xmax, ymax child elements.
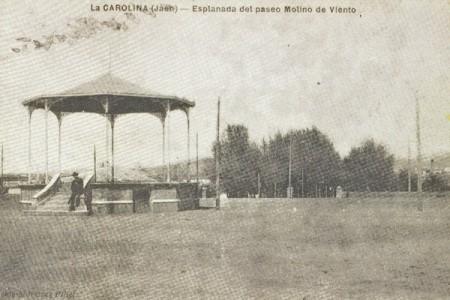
<box><xmin>301</xmin><ymin>168</ymin><xmax>304</xmax><ymax>198</ymax></box>
<box><xmin>216</xmin><ymin>97</ymin><xmax>221</xmax><ymax>209</ymax></box>
<box><xmin>196</xmin><ymin>133</ymin><xmax>199</xmax><ymax>183</ymax></box>
<box><xmin>1</xmin><ymin>143</ymin><xmax>3</xmax><ymax>190</ymax></box>
<box><xmin>407</xmin><ymin>141</ymin><xmax>411</xmax><ymax>192</ymax></box>
<box><xmin>416</xmin><ymin>95</ymin><xmax>422</xmax><ymax>192</ymax></box>
<box><xmin>287</xmin><ymin>136</ymin><xmax>293</xmax><ymax>198</ymax></box>
<box><xmin>93</xmin><ymin>144</ymin><xmax>97</xmax><ymax>183</ymax></box>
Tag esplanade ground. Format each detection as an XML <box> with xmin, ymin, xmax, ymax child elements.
<box><xmin>1</xmin><ymin>194</ymin><xmax>449</xmax><ymax>299</ymax></box>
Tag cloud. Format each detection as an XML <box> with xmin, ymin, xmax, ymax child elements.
<box><xmin>10</xmin><ymin>14</ymin><xmax>138</xmax><ymax>54</ymax></box>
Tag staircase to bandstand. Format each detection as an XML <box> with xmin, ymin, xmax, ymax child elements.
<box><xmin>23</xmin><ymin>173</ymin><xmax>94</xmax><ymax>216</ymax></box>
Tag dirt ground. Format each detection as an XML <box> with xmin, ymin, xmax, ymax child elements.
<box><xmin>0</xmin><ymin>195</ymin><xmax>449</xmax><ymax>299</ymax></box>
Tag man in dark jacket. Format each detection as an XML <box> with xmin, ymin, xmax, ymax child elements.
<box><xmin>69</xmin><ymin>172</ymin><xmax>83</xmax><ymax>211</ymax></box>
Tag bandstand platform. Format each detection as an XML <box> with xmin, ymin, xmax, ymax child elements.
<box><xmin>20</xmin><ymin>179</ymin><xmax>199</xmax><ymax>215</ymax></box>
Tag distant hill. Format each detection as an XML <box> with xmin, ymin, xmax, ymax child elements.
<box><xmin>394</xmin><ymin>153</ymin><xmax>450</xmax><ymax>172</ymax></box>
<box><xmin>113</xmin><ymin>157</ymin><xmax>214</xmax><ymax>182</ymax></box>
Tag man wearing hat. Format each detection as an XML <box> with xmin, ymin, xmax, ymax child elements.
<box><xmin>69</xmin><ymin>172</ymin><xmax>83</xmax><ymax>211</ymax></box>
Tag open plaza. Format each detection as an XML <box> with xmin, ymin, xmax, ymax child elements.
<box><xmin>1</xmin><ymin>194</ymin><xmax>450</xmax><ymax>299</ymax></box>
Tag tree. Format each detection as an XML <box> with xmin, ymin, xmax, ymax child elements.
<box><xmin>343</xmin><ymin>139</ymin><xmax>396</xmax><ymax>191</ymax></box>
<box><xmin>211</xmin><ymin>124</ymin><xmax>261</xmax><ymax>197</ymax></box>
<box><xmin>260</xmin><ymin>127</ymin><xmax>342</xmax><ymax>197</ymax></box>
<box><xmin>208</xmin><ymin>125</ymin><xmax>343</xmax><ymax>198</ymax></box>
<box><xmin>423</xmin><ymin>173</ymin><xmax>448</xmax><ymax>192</ymax></box>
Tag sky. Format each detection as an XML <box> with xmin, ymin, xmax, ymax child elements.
<box><xmin>0</xmin><ymin>0</ymin><xmax>449</xmax><ymax>174</ymax></box>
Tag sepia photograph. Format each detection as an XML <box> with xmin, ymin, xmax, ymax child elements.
<box><xmin>0</xmin><ymin>0</ymin><xmax>449</xmax><ymax>299</ymax></box>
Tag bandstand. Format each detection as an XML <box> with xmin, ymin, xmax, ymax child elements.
<box><xmin>20</xmin><ymin>73</ymin><xmax>199</xmax><ymax>214</ymax></box>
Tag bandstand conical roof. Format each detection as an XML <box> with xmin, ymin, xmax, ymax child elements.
<box><xmin>23</xmin><ymin>73</ymin><xmax>194</xmax><ymax>115</ymax></box>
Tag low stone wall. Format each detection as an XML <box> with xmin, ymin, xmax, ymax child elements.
<box><xmin>90</xmin><ymin>182</ymin><xmax>200</xmax><ymax>214</ymax></box>
<box><xmin>151</xmin><ymin>199</ymin><xmax>179</xmax><ymax>213</ymax></box>
<box><xmin>176</xmin><ymin>184</ymin><xmax>198</xmax><ymax>200</ymax></box>
<box><xmin>92</xmin><ymin>200</ymin><xmax>134</xmax><ymax>214</ymax></box>
<box><xmin>212</xmin><ymin>196</ymin><xmax>450</xmax><ymax>212</ymax></box>
<box><xmin>92</xmin><ymin>185</ymin><xmax>133</xmax><ymax>202</ymax></box>
<box><xmin>18</xmin><ymin>184</ymin><xmax>46</xmax><ymax>209</ymax></box>
<box><xmin>347</xmin><ymin>191</ymin><xmax>450</xmax><ymax>198</ymax></box>
<box><xmin>178</xmin><ymin>198</ymin><xmax>198</xmax><ymax>210</ymax></box>
<box><xmin>91</xmin><ymin>183</ymin><xmax>134</xmax><ymax>214</ymax></box>
<box><xmin>149</xmin><ymin>184</ymin><xmax>199</xmax><ymax>213</ymax></box>
<box><xmin>133</xmin><ymin>187</ymin><xmax>150</xmax><ymax>213</ymax></box>
<box><xmin>174</xmin><ymin>183</ymin><xmax>199</xmax><ymax>210</ymax></box>
<box><xmin>148</xmin><ymin>183</ymin><xmax>199</xmax><ymax>212</ymax></box>
<box><xmin>19</xmin><ymin>184</ymin><xmax>46</xmax><ymax>202</ymax></box>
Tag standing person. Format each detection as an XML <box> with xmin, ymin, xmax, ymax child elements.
<box><xmin>84</xmin><ymin>185</ymin><xmax>93</xmax><ymax>216</ymax></box>
<box><xmin>69</xmin><ymin>172</ymin><xmax>83</xmax><ymax>211</ymax></box>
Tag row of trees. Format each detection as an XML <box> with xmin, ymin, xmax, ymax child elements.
<box><xmin>397</xmin><ymin>170</ymin><xmax>449</xmax><ymax>192</ymax></box>
<box><xmin>209</xmin><ymin>124</ymin><xmax>447</xmax><ymax>197</ymax></box>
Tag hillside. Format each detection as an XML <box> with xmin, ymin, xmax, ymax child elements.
<box><xmin>114</xmin><ymin>157</ymin><xmax>214</xmax><ymax>182</ymax></box>
<box><xmin>394</xmin><ymin>152</ymin><xmax>450</xmax><ymax>172</ymax></box>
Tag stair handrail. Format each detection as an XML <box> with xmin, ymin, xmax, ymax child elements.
<box><xmin>83</xmin><ymin>173</ymin><xmax>95</xmax><ymax>190</ymax></box>
<box><xmin>33</xmin><ymin>173</ymin><xmax>61</xmax><ymax>205</ymax></box>
<box><xmin>82</xmin><ymin>173</ymin><xmax>95</xmax><ymax>214</ymax></box>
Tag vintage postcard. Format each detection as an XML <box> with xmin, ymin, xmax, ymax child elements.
<box><xmin>0</xmin><ymin>0</ymin><xmax>449</xmax><ymax>299</ymax></box>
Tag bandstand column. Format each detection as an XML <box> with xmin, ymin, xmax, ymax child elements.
<box><xmin>166</xmin><ymin>102</ymin><xmax>171</xmax><ymax>183</ymax></box>
<box><xmin>27</xmin><ymin>108</ymin><xmax>33</xmax><ymax>184</ymax></box>
<box><xmin>57</xmin><ymin>115</ymin><xmax>62</xmax><ymax>174</ymax></box>
<box><xmin>162</xmin><ymin>116</ymin><xmax>165</xmax><ymax>166</ymax></box>
<box><xmin>104</xmin><ymin>98</ymin><xmax>110</xmax><ymax>182</ymax></box>
<box><xmin>44</xmin><ymin>100</ymin><xmax>49</xmax><ymax>184</ymax></box>
<box><xmin>186</xmin><ymin>108</ymin><xmax>191</xmax><ymax>181</ymax></box>
<box><xmin>110</xmin><ymin>114</ymin><xmax>115</xmax><ymax>183</ymax></box>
